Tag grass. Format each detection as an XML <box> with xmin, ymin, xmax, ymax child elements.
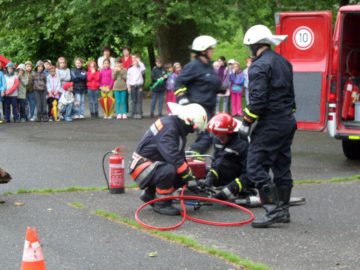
<box><xmin>295</xmin><ymin>174</ymin><xmax>360</xmax><ymax>185</ymax></box>
<box><xmin>67</xmin><ymin>202</ymin><xmax>85</xmax><ymax>209</ymax></box>
<box><xmin>3</xmin><ymin>183</ymin><xmax>139</xmax><ymax>196</ymax></box>
<box><xmin>93</xmin><ymin>209</ymin><xmax>268</xmax><ymax>270</ymax></box>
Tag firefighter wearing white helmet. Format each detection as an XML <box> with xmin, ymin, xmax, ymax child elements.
<box><xmin>128</xmin><ymin>102</ymin><xmax>207</xmax><ymax>216</ymax></box>
<box><xmin>174</xmin><ymin>35</ymin><xmax>222</xmax><ymax>155</ymax></box>
<box><xmin>240</xmin><ymin>24</ymin><xmax>297</xmax><ymax>228</ymax></box>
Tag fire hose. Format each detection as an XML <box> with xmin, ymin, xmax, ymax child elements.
<box><xmin>135</xmin><ymin>185</ymin><xmax>255</xmax><ymax>231</ymax></box>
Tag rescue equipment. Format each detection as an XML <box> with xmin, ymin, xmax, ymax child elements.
<box><xmin>341</xmin><ymin>77</ymin><xmax>359</xmax><ymax>120</ymax></box>
<box><xmin>51</xmin><ymin>99</ymin><xmax>59</xmax><ymax>121</ymax></box>
<box><xmin>21</xmin><ymin>227</ymin><xmax>46</xmax><ymax>270</ymax></box>
<box><xmin>102</xmin><ymin>148</ymin><xmax>125</xmax><ymax>194</ymax></box>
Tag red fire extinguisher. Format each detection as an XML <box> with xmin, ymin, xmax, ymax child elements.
<box><xmin>102</xmin><ymin>148</ymin><xmax>125</xmax><ymax>194</ymax></box>
<box><xmin>341</xmin><ymin>77</ymin><xmax>360</xmax><ymax>120</ymax></box>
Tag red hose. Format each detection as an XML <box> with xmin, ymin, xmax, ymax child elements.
<box><xmin>135</xmin><ymin>187</ymin><xmax>255</xmax><ymax>231</ymax></box>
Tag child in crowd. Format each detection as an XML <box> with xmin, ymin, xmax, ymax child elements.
<box><xmin>58</xmin><ymin>82</ymin><xmax>79</xmax><ymax>122</ymax></box>
<box><xmin>25</xmin><ymin>61</ymin><xmax>36</xmax><ymax>121</ymax></box>
<box><xmin>56</xmin><ymin>57</ymin><xmax>71</xmax><ymax>87</ymax></box>
<box><xmin>216</xmin><ymin>56</ymin><xmax>230</xmax><ymax>113</ymax></box>
<box><xmin>112</xmin><ymin>58</ymin><xmax>128</xmax><ymax>119</ymax></box>
<box><xmin>3</xmin><ymin>62</ymin><xmax>19</xmax><ymax>123</ymax></box>
<box><xmin>165</xmin><ymin>62</ymin><xmax>181</xmax><ymax>113</ymax></box>
<box><xmin>16</xmin><ymin>64</ymin><xmax>29</xmax><ymax>122</ymax></box>
<box><xmin>33</xmin><ymin>61</ymin><xmax>48</xmax><ymax>122</ymax></box>
<box><xmin>70</xmin><ymin>57</ymin><xmax>87</xmax><ymax>119</ymax></box>
<box><xmin>87</xmin><ymin>60</ymin><xmax>100</xmax><ymax>118</ymax></box>
<box><xmin>43</xmin><ymin>59</ymin><xmax>52</xmax><ymax>76</ymax></box>
<box><xmin>229</xmin><ymin>62</ymin><xmax>244</xmax><ymax>116</ymax></box>
<box><xmin>243</xmin><ymin>58</ymin><xmax>252</xmax><ymax>105</ymax></box>
<box><xmin>127</xmin><ymin>54</ymin><xmax>145</xmax><ymax>119</ymax></box>
<box><xmin>99</xmin><ymin>58</ymin><xmax>114</xmax><ymax>119</ymax></box>
<box><xmin>121</xmin><ymin>47</ymin><xmax>132</xmax><ymax>69</ymax></box>
<box><xmin>150</xmin><ymin>57</ymin><xmax>166</xmax><ymax>118</ymax></box>
<box><xmin>0</xmin><ymin>67</ymin><xmax>6</xmax><ymax>123</ymax></box>
<box><xmin>47</xmin><ymin>66</ymin><xmax>62</xmax><ymax>121</ymax></box>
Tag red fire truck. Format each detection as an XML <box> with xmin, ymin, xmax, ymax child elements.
<box><xmin>276</xmin><ymin>5</ymin><xmax>360</xmax><ymax>159</ymax></box>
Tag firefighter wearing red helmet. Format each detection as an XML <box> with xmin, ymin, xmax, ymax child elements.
<box><xmin>205</xmin><ymin>113</ymin><xmax>254</xmax><ymax>200</ymax></box>
<box><xmin>241</xmin><ymin>25</ymin><xmax>297</xmax><ymax>228</ymax></box>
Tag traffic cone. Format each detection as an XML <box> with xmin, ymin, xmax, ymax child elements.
<box><xmin>21</xmin><ymin>227</ymin><xmax>46</xmax><ymax>270</ymax></box>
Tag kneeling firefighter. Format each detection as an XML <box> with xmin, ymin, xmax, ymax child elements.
<box><xmin>240</xmin><ymin>25</ymin><xmax>297</xmax><ymax>228</ymax></box>
<box><xmin>204</xmin><ymin>113</ymin><xmax>254</xmax><ymax>200</ymax></box>
<box><xmin>128</xmin><ymin>102</ymin><xmax>207</xmax><ymax>216</ymax></box>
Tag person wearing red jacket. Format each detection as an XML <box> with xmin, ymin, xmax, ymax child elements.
<box><xmin>3</xmin><ymin>62</ymin><xmax>19</xmax><ymax>123</ymax></box>
<box><xmin>87</xmin><ymin>60</ymin><xmax>100</xmax><ymax>118</ymax></box>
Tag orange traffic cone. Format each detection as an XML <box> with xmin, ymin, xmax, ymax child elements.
<box><xmin>21</xmin><ymin>227</ymin><xmax>46</xmax><ymax>270</ymax></box>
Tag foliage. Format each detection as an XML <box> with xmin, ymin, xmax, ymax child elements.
<box><xmin>0</xmin><ymin>0</ymin><xmax>358</xmax><ymax>64</ymax></box>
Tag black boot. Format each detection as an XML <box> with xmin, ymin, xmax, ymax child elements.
<box><xmin>140</xmin><ymin>186</ymin><xmax>156</xmax><ymax>206</ymax></box>
<box><xmin>277</xmin><ymin>185</ymin><xmax>292</xmax><ymax>223</ymax></box>
<box><xmin>153</xmin><ymin>193</ymin><xmax>180</xmax><ymax>216</ymax></box>
<box><xmin>90</xmin><ymin>112</ymin><xmax>94</xmax><ymax>118</ymax></box>
<box><xmin>252</xmin><ymin>184</ymin><xmax>287</xmax><ymax>228</ymax></box>
<box><xmin>95</xmin><ymin>112</ymin><xmax>99</xmax><ymax>118</ymax></box>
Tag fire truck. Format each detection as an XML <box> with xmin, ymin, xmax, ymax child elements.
<box><xmin>276</xmin><ymin>5</ymin><xmax>360</xmax><ymax>159</ymax></box>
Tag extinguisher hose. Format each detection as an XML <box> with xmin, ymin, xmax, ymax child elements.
<box><xmin>135</xmin><ymin>185</ymin><xmax>255</xmax><ymax>231</ymax></box>
<box><xmin>102</xmin><ymin>151</ymin><xmax>113</xmax><ymax>190</ymax></box>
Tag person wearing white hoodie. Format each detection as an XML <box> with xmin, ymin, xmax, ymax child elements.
<box><xmin>58</xmin><ymin>82</ymin><xmax>78</xmax><ymax>122</ymax></box>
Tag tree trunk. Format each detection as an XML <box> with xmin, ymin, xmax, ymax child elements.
<box><xmin>147</xmin><ymin>44</ymin><xmax>156</xmax><ymax>69</ymax></box>
<box><xmin>339</xmin><ymin>0</ymin><xmax>349</xmax><ymax>6</ymax></box>
<box><xmin>156</xmin><ymin>19</ymin><xmax>198</xmax><ymax>65</ymax></box>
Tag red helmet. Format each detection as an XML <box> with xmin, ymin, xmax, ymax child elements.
<box><xmin>207</xmin><ymin>113</ymin><xmax>237</xmax><ymax>135</ymax></box>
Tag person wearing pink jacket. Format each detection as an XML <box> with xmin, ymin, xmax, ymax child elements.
<box><xmin>99</xmin><ymin>59</ymin><xmax>114</xmax><ymax>119</ymax></box>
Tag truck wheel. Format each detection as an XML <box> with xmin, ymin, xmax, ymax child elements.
<box><xmin>342</xmin><ymin>140</ymin><xmax>360</xmax><ymax>160</ymax></box>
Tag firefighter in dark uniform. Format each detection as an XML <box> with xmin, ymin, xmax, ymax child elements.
<box><xmin>174</xmin><ymin>35</ymin><xmax>222</xmax><ymax>155</ymax></box>
<box><xmin>204</xmin><ymin>113</ymin><xmax>255</xmax><ymax>200</ymax></box>
<box><xmin>239</xmin><ymin>25</ymin><xmax>297</xmax><ymax>228</ymax></box>
<box><xmin>128</xmin><ymin>103</ymin><xmax>207</xmax><ymax>216</ymax></box>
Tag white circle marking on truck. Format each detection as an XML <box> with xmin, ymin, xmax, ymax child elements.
<box><xmin>293</xmin><ymin>26</ymin><xmax>315</xmax><ymax>50</ymax></box>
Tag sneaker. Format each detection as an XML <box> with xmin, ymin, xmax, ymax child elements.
<box><xmin>30</xmin><ymin>117</ymin><xmax>36</xmax><ymax>122</ymax></box>
<box><xmin>20</xmin><ymin>118</ymin><xmax>26</xmax><ymax>123</ymax></box>
<box><xmin>65</xmin><ymin>117</ymin><xmax>73</xmax><ymax>122</ymax></box>
<box><xmin>122</xmin><ymin>114</ymin><xmax>127</xmax><ymax>119</ymax></box>
<box><xmin>73</xmin><ymin>115</ymin><xmax>80</xmax><ymax>119</ymax></box>
<box><xmin>103</xmin><ymin>115</ymin><xmax>108</xmax><ymax>119</ymax></box>
<box><xmin>107</xmin><ymin>115</ymin><xmax>112</xmax><ymax>119</ymax></box>
<box><xmin>79</xmin><ymin>115</ymin><xmax>85</xmax><ymax>119</ymax></box>
<box><xmin>117</xmin><ymin>114</ymin><xmax>122</xmax><ymax>120</ymax></box>
<box><xmin>49</xmin><ymin>118</ymin><xmax>53</xmax><ymax>122</ymax></box>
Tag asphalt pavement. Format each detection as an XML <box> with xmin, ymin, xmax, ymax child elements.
<box><xmin>0</xmin><ymin>100</ymin><xmax>360</xmax><ymax>270</ymax></box>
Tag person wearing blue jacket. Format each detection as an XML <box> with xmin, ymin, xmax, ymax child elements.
<box><xmin>0</xmin><ymin>69</ymin><xmax>6</xmax><ymax>123</ymax></box>
<box><xmin>71</xmin><ymin>58</ymin><xmax>87</xmax><ymax>119</ymax></box>
<box><xmin>129</xmin><ymin>103</ymin><xmax>207</xmax><ymax>216</ymax></box>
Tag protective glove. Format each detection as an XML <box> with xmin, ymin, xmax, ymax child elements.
<box><xmin>214</xmin><ymin>177</ymin><xmax>252</xmax><ymax>201</ymax></box>
<box><xmin>180</xmin><ymin>167</ymin><xmax>196</xmax><ymax>183</ymax></box>
<box><xmin>204</xmin><ymin>169</ymin><xmax>218</xmax><ymax>188</ymax></box>
<box><xmin>238</xmin><ymin>108</ymin><xmax>258</xmax><ymax>137</ymax></box>
<box><xmin>177</xmin><ymin>96</ymin><xmax>190</xmax><ymax>105</ymax></box>
<box><xmin>187</xmin><ymin>180</ymin><xmax>203</xmax><ymax>194</ymax></box>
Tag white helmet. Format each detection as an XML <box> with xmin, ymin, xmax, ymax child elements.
<box><xmin>243</xmin><ymin>24</ymin><xmax>287</xmax><ymax>46</ymax></box>
<box><xmin>191</xmin><ymin>35</ymin><xmax>217</xmax><ymax>52</ymax></box>
<box><xmin>168</xmin><ymin>102</ymin><xmax>208</xmax><ymax>131</ymax></box>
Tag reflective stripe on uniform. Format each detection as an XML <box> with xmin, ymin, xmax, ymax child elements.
<box><xmin>210</xmin><ymin>168</ymin><xmax>218</xmax><ymax>179</ymax></box>
<box><xmin>175</xmin><ymin>87</ymin><xmax>187</xmax><ymax>96</ymax></box>
<box><xmin>176</xmin><ymin>161</ymin><xmax>188</xmax><ymax>174</ymax></box>
<box><xmin>235</xmin><ymin>178</ymin><xmax>242</xmax><ymax>192</ymax></box>
<box><xmin>130</xmin><ymin>161</ymin><xmax>157</xmax><ymax>185</ymax></box>
<box><xmin>245</xmin><ymin>107</ymin><xmax>259</xmax><ymax>119</ymax></box>
<box><xmin>156</xmin><ymin>186</ymin><xmax>176</xmax><ymax>195</ymax></box>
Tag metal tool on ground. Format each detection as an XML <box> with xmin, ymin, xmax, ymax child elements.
<box><xmin>102</xmin><ymin>148</ymin><xmax>125</xmax><ymax>194</ymax></box>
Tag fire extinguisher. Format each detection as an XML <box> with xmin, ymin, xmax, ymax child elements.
<box><xmin>341</xmin><ymin>78</ymin><xmax>354</xmax><ymax>120</ymax></box>
<box><xmin>102</xmin><ymin>148</ymin><xmax>125</xmax><ymax>194</ymax></box>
